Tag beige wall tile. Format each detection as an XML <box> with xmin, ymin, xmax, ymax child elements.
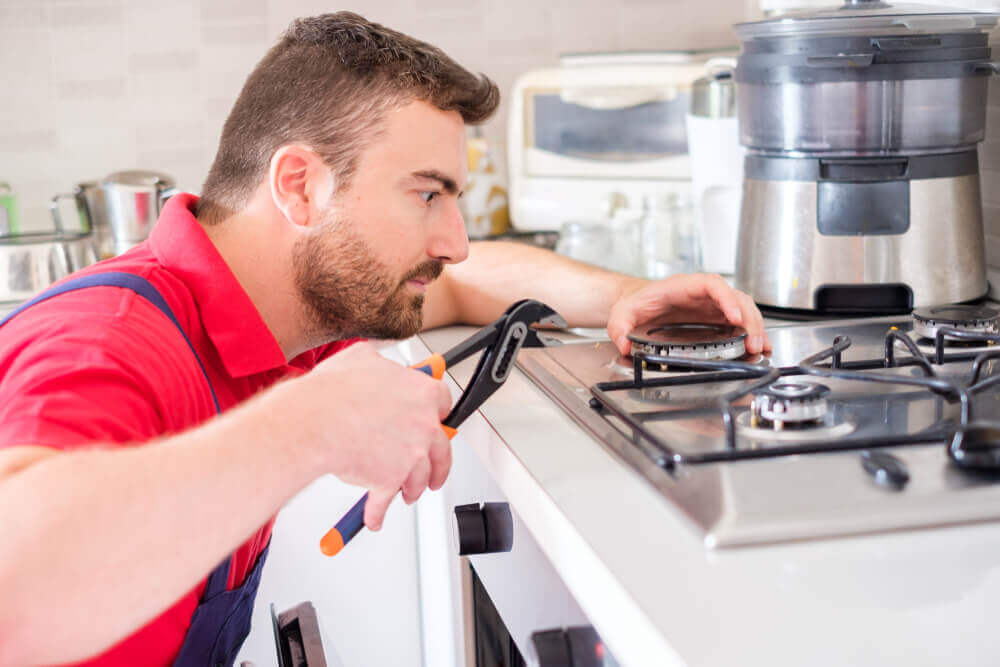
<box><xmin>128</xmin><ymin>72</ymin><xmax>204</xmax><ymax>122</ymax></box>
<box><xmin>0</xmin><ymin>4</ymin><xmax>47</xmax><ymax>27</ymax></box>
<box><xmin>0</xmin><ymin>28</ymin><xmax>53</xmax><ymax>87</ymax></box>
<box><xmin>136</xmin><ymin>120</ymin><xmax>203</xmax><ymax>151</ymax></box>
<box><xmin>200</xmin><ymin>0</ymin><xmax>267</xmax><ymax>22</ymax></box>
<box><xmin>618</xmin><ymin>1</ymin><xmax>743</xmax><ymax>50</ymax></box>
<box><xmin>129</xmin><ymin>50</ymin><xmax>200</xmax><ymax>75</ymax></box>
<box><xmin>56</xmin><ymin>77</ymin><xmax>126</xmax><ymax>99</ymax></box>
<box><xmin>51</xmin><ymin>27</ymin><xmax>127</xmax><ymax>81</ymax></box>
<box><xmin>0</xmin><ymin>130</ymin><xmax>59</xmax><ymax>152</ymax></box>
<box><xmin>126</xmin><ymin>2</ymin><xmax>198</xmax><ymax>52</ymax></box>
<box><xmin>986</xmin><ymin>233</ymin><xmax>1000</xmax><ymax>269</ymax></box>
<box><xmin>48</xmin><ymin>1</ymin><xmax>122</xmax><ymax>28</ymax></box>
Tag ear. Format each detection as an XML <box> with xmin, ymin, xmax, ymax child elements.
<box><xmin>268</xmin><ymin>145</ymin><xmax>335</xmax><ymax>228</ymax></box>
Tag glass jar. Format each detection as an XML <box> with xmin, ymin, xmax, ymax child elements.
<box><xmin>640</xmin><ymin>193</ymin><xmax>701</xmax><ymax>279</ymax></box>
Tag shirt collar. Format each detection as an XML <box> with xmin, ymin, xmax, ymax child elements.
<box><xmin>149</xmin><ymin>193</ymin><xmax>288</xmax><ymax>378</ymax></box>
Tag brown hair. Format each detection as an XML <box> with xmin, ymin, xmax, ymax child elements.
<box><xmin>198</xmin><ymin>12</ymin><xmax>499</xmax><ymax>224</ymax></box>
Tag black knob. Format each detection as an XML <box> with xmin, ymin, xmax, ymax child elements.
<box><xmin>532</xmin><ymin>626</ymin><xmax>615</xmax><ymax>667</ymax></box>
<box><xmin>532</xmin><ymin>628</ymin><xmax>572</xmax><ymax>667</ymax></box>
<box><xmin>861</xmin><ymin>450</ymin><xmax>909</xmax><ymax>490</ymax></box>
<box><xmin>453</xmin><ymin>502</ymin><xmax>513</xmax><ymax>555</ymax></box>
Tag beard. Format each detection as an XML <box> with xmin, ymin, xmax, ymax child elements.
<box><xmin>293</xmin><ymin>213</ymin><xmax>443</xmax><ymax>342</ymax></box>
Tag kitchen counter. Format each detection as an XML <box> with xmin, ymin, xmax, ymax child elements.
<box><xmin>413</xmin><ymin>324</ymin><xmax>1000</xmax><ymax>667</ymax></box>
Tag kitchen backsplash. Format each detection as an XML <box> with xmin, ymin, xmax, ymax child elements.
<box><xmin>0</xmin><ymin>0</ymin><xmax>758</xmax><ymax>232</ymax></box>
<box><xmin>2</xmin><ymin>0</ymin><xmax>1000</xmax><ymax>271</ymax></box>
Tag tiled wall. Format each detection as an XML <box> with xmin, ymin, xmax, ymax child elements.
<box><xmin>0</xmin><ymin>0</ymin><xmax>758</xmax><ymax>232</ymax></box>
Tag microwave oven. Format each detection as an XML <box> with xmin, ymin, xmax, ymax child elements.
<box><xmin>506</xmin><ymin>51</ymin><xmax>733</xmax><ymax>231</ymax></box>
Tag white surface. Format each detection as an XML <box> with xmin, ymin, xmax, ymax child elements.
<box><xmin>686</xmin><ymin>114</ymin><xmax>743</xmax><ymax>275</ymax></box>
<box><xmin>236</xmin><ymin>344</ymin><xmax>423</xmax><ymax>667</ymax></box>
<box><xmin>418</xmin><ymin>326</ymin><xmax>1000</xmax><ymax>667</ymax></box>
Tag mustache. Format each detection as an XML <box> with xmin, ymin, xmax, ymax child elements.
<box><xmin>400</xmin><ymin>260</ymin><xmax>444</xmax><ymax>284</ymax></box>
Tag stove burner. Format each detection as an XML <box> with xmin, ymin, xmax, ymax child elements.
<box><xmin>750</xmin><ymin>381</ymin><xmax>830</xmax><ymax>427</ymax></box>
<box><xmin>627</xmin><ymin>323</ymin><xmax>747</xmax><ymax>362</ymax></box>
<box><xmin>912</xmin><ymin>304</ymin><xmax>1000</xmax><ymax>341</ymax></box>
<box><xmin>736</xmin><ymin>410</ymin><xmax>855</xmax><ymax>442</ymax></box>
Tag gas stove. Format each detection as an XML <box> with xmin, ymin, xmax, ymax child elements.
<box><xmin>517</xmin><ymin>305</ymin><xmax>1000</xmax><ymax>548</ymax></box>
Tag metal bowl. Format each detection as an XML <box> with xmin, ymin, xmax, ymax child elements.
<box><xmin>0</xmin><ymin>231</ymin><xmax>99</xmax><ymax>308</ymax></box>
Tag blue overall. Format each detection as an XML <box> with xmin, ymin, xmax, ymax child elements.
<box><xmin>1</xmin><ymin>272</ymin><xmax>268</xmax><ymax>666</ymax></box>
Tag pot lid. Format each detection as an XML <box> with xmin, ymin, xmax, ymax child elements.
<box><xmin>102</xmin><ymin>170</ymin><xmax>175</xmax><ymax>188</ymax></box>
<box><xmin>736</xmin><ymin>0</ymin><xmax>999</xmax><ymax>39</ymax></box>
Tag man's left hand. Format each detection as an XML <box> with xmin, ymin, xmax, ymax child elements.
<box><xmin>607</xmin><ymin>274</ymin><xmax>771</xmax><ymax>357</ymax></box>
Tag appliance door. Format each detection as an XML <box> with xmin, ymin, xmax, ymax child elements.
<box><xmin>420</xmin><ymin>429</ymin><xmax>614</xmax><ymax>667</ymax></box>
<box><xmin>522</xmin><ymin>87</ymin><xmax>691</xmax><ymax>180</ymax></box>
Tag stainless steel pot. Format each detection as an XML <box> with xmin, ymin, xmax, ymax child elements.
<box><xmin>734</xmin><ymin>1</ymin><xmax>1000</xmax><ymax>155</ymax></box>
<box><xmin>0</xmin><ymin>231</ymin><xmax>99</xmax><ymax>307</ymax></box>
<box><xmin>50</xmin><ymin>180</ymin><xmax>117</xmax><ymax>258</ymax></box>
<box><xmin>101</xmin><ymin>170</ymin><xmax>177</xmax><ymax>255</ymax></box>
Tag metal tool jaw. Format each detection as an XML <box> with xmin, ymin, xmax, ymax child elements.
<box><xmin>443</xmin><ymin>299</ymin><xmax>565</xmax><ymax>429</ymax></box>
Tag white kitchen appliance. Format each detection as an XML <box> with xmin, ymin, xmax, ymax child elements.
<box><xmin>507</xmin><ymin>51</ymin><xmax>733</xmax><ymax>232</ymax></box>
<box><xmin>733</xmin><ymin>1</ymin><xmax>999</xmax><ymax>313</ymax></box>
<box><xmin>686</xmin><ymin>58</ymin><xmax>744</xmax><ymax>275</ymax></box>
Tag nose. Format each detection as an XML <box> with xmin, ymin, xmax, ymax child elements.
<box><xmin>428</xmin><ymin>197</ymin><xmax>469</xmax><ymax>264</ymax></box>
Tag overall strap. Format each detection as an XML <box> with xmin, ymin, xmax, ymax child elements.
<box><xmin>0</xmin><ymin>271</ymin><xmax>221</xmax><ymax>414</ymax></box>
<box><xmin>201</xmin><ymin>550</ymin><xmax>233</xmax><ymax>598</ymax></box>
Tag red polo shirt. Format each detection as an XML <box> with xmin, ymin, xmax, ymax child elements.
<box><xmin>0</xmin><ymin>194</ymin><xmax>357</xmax><ymax>665</ymax></box>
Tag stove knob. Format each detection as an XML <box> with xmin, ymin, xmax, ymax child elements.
<box><xmin>453</xmin><ymin>502</ymin><xmax>513</xmax><ymax>555</ymax></box>
<box><xmin>532</xmin><ymin>626</ymin><xmax>618</xmax><ymax>667</ymax></box>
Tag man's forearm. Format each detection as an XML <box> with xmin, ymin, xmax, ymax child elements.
<box><xmin>0</xmin><ymin>390</ymin><xmax>319</xmax><ymax>666</ymax></box>
<box><xmin>424</xmin><ymin>241</ymin><xmax>647</xmax><ymax>329</ymax></box>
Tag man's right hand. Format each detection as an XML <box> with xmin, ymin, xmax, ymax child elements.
<box><xmin>271</xmin><ymin>341</ymin><xmax>454</xmax><ymax>531</ymax></box>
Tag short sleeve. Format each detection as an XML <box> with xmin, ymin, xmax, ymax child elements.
<box><xmin>0</xmin><ymin>331</ymin><xmax>167</xmax><ymax>451</ymax></box>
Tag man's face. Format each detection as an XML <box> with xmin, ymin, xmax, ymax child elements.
<box><xmin>294</xmin><ymin>100</ymin><xmax>469</xmax><ymax>341</ymax></box>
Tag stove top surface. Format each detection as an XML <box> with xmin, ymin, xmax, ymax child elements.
<box><xmin>517</xmin><ymin>314</ymin><xmax>1000</xmax><ymax>547</ymax></box>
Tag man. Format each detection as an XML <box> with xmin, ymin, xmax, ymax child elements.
<box><xmin>0</xmin><ymin>12</ymin><xmax>769</xmax><ymax>667</ymax></box>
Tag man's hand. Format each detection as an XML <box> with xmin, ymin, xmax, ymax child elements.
<box><xmin>281</xmin><ymin>341</ymin><xmax>453</xmax><ymax>531</ymax></box>
<box><xmin>607</xmin><ymin>273</ymin><xmax>771</xmax><ymax>357</ymax></box>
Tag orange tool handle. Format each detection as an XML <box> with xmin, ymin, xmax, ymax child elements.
<box><xmin>319</xmin><ymin>354</ymin><xmax>455</xmax><ymax>556</ymax></box>
<box><xmin>320</xmin><ymin>426</ymin><xmax>457</xmax><ymax>556</ymax></box>
<box><xmin>410</xmin><ymin>353</ymin><xmax>447</xmax><ymax>379</ymax></box>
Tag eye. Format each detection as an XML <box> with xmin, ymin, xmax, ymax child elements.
<box><xmin>419</xmin><ymin>191</ymin><xmax>439</xmax><ymax>204</ymax></box>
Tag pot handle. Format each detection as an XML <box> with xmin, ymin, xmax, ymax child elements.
<box><xmin>49</xmin><ymin>193</ymin><xmax>73</xmax><ymax>236</ymax></box>
<box><xmin>50</xmin><ymin>191</ymin><xmax>93</xmax><ymax>236</ymax></box>
<box><xmin>156</xmin><ymin>184</ymin><xmax>179</xmax><ymax>211</ymax></box>
<box><xmin>705</xmin><ymin>56</ymin><xmax>737</xmax><ymax>80</ymax></box>
<box><xmin>974</xmin><ymin>62</ymin><xmax>1000</xmax><ymax>75</ymax></box>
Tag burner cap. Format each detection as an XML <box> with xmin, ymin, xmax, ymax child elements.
<box><xmin>627</xmin><ymin>323</ymin><xmax>747</xmax><ymax>361</ymax></box>
<box><xmin>751</xmin><ymin>381</ymin><xmax>830</xmax><ymax>425</ymax></box>
<box><xmin>912</xmin><ymin>305</ymin><xmax>1000</xmax><ymax>340</ymax></box>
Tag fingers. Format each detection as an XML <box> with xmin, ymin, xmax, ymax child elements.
<box><xmin>401</xmin><ymin>456</ymin><xmax>430</xmax><ymax>504</ymax></box>
<box><xmin>734</xmin><ymin>291</ymin><xmax>766</xmax><ymax>354</ymax></box>
<box><xmin>428</xmin><ymin>427</ymin><xmax>453</xmax><ymax>491</ymax></box>
<box><xmin>364</xmin><ymin>487</ymin><xmax>396</xmax><ymax>531</ymax></box>
<box><xmin>607</xmin><ymin>316</ymin><xmax>636</xmax><ymax>356</ymax></box>
<box><xmin>606</xmin><ymin>273</ymin><xmax>771</xmax><ymax>356</ymax></box>
<box><xmin>433</xmin><ymin>380</ymin><xmax>452</xmax><ymax>421</ymax></box>
<box><xmin>696</xmin><ymin>274</ymin><xmax>744</xmax><ymax>327</ymax></box>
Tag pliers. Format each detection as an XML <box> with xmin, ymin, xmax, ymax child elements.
<box><xmin>320</xmin><ymin>299</ymin><xmax>566</xmax><ymax>556</ymax></box>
